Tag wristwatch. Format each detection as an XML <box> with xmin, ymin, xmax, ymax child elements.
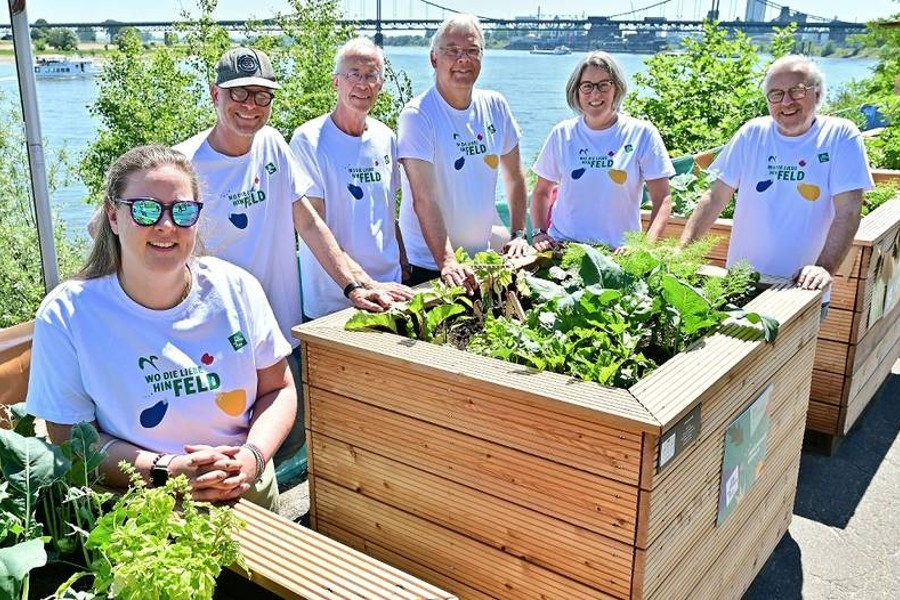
<box><xmin>342</xmin><ymin>281</ymin><xmax>365</xmax><ymax>298</ymax></box>
<box><xmin>532</xmin><ymin>227</ymin><xmax>550</xmax><ymax>236</ymax></box>
<box><xmin>150</xmin><ymin>453</ymin><xmax>175</xmax><ymax>487</ymax></box>
<box><xmin>511</xmin><ymin>229</ymin><xmax>526</xmax><ymax>240</ymax></box>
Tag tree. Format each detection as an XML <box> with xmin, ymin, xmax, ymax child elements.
<box><xmin>45</xmin><ymin>28</ymin><xmax>79</xmax><ymax>51</ymax></box>
<box><xmin>31</xmin><ymin>18</ymin><xmax>48</xmax><ymax>41</ymax></box>
<box><xmin>624</xmin><ymin>22</ymin><xmax>797</xmax><ymax>156</ymax></box>
<box><xmin>163</xmin><ymin>31</ymin><xmax>179</xmax><ymax>47</ymax></box>
<box><xmin>113</xmin><ymin>26</ymin><xmax>142</xmax><ymax>48</ymax></box>
<box><xmin>76</xmin><ymin>26</ymin><xmax>97</xmax><ymax>43</ymax></box>
<box><xmin>0</xmin><ymin>93</ymin><xmax>83</xmax><ymax>327</ymax></box>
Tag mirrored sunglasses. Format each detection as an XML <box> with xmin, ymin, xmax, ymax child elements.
<box><xmin>115</xmin><ymin>198</ymin><xmax>203</xmax><ymax>228</ymax></box>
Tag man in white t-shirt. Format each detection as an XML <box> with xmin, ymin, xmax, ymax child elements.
<box><xmin>290</xmin><ymin>38</ymin><xmax>413</xmax><ymax>320</ymax></box>
<box><xmin>680</xmin><ymin>55</ymin><xmax>874</xmax><ymax>302</ymax></box>
<box><xmin>175</xmin><ymin>47</ymin><xmax>396</xmax><ymax>467</ymax></box>
<box><xmin>398</xmin><ymin>14</ymin><xmax>531</xmax><ymax>293</ymax></box>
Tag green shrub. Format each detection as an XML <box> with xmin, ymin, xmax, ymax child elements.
<box><xmin>0</xmin><ymin>96</ymin><xmax>85</xmax><ymax>328</ymax></box>
<box><xmin>624</xmin><ymin>22</ymin><xmax>796</xmax><ymax>156</ymax></box>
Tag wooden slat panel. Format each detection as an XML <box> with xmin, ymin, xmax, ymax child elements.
<box><xmin>232</xmin><ymin>500</ymin><xmax>457</xmax><ymax>600</ymax></box>
<box><xmin>306</xmin><ymin>347</ymin><xmax>644</xmax><ymax>486</ymax></box>
<box><xmin>829</xmin><ymin>273</ymin><xmax>862</xmax><ymax>312</ymax></box>
<box><xmin>805</xmin><ymin>400</ymin><xmax>841</xmax><ymax>435</ymax></box>
<box><xmin>640</xmin><ymin>344</ymin><xmax>813</xmax><ymax>555</ymax></box>
<box><xmin>808</xmin><ymin>369</ymin><xmax>847</xmax><ymax>405</ymax></box>
<box><xmin>312</xmin><ymin>434</ymin><xmax>634</xmax><ymax>599</ymax></box>
<box><xmin>870</xmin><ymin>169</ymin><xmax>900</xmax><ymax>185</ymax></box>
<box><xmin>633</xmin><ymin>285</ymin><xmax>821</xmax><ymax>430</ymax></box>
<box><xmin>844</xmin><ymin>336</ymin><xmax>900</xmax><ymax>435</ymax></box>
<box><xmin>320</xmin><ymin>523</ymin><xmax>496</xmax><ymax>600</ymax></box>
<box><xmin>644</xmin><ymin>406</ymin><xmax>806</xmax><ymax>600</ymax></box>
<box><xmin>297</xmin><ymin>326</ymin><xmax>657</xmax><ymax>433</ymax></box>
<box><xmin>855</xmin><ymin>198</ymin><xmax>900</xmax><ymax>244</ymax></box>
<box><xmin>315</xmin><ymin>480</ymin><xmax>617</xmax><ymax>600</ymax></box>
<box><xmin>680</xmin><ymin>472</ymin><xmax>794</xmax><ymax>600</ymax></box>
<box><xmin>850</xmin><ymin>292</ymin><xmax>900</xmax><ymax>374</ymax></box>
<box><xmin>817</xmin><ymin>305</ymin><xmax>855</xmax><ymax>343</ymax></box>
<box><xmin>309</xmin><ymin>390</ymin><xmax>639</xmax><ymax>544</ymax></box>
<box><xmin>813</xmin><ymin>337</ymin><xmax>853</xmax><ymax>376</ymax></box>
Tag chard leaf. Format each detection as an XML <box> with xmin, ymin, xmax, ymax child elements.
<box><xmin>425</xmin><ymin>303</ymin><xmax>468</xmax><ymax>339</ymax></box>
<box><xmin>732</xmin><ymin>310</ymin><xmax>781</xmax><ymax>343</ymax></box>
<box><xmin>0</xmin><ymin>538</ymin><xmax>47</xmax><ymax>595</ymax></box>
<box><xmin>575</xmin><ymin>243</ymin><xmax>630</xmax><ymax>289</ymax></box>
<box><xmin>660</xmin><ymin>274</ymin><xmax>724</xmax><ymax>335</ymax></box>
<box><xmin>525</xmin><ymin>275</ymin><xmax>568</xmax><ymax>302</ymax></box>
<box><xmin>345</xmin><ymin>311</ymin><xmax>400</xmax><ymax>334</ymax></box>
<box><xmin>0</xmin><ymin>429</ymin><xmax>69</xmax><ymax>499</ymax></box>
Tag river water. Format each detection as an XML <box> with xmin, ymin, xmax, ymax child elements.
<box><xmin>0</xmin><ymin>47</ymin><xmax>878</xmax><ymax>238</ymax></box>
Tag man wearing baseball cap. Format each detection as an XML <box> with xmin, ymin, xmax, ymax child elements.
<box><xmin>175</xmin><ymin>47</ymin><xmax>396</xmax><ymax>479</ymax></box>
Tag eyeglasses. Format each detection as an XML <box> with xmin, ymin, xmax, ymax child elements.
<box><xmin>579</xmin><ymin>80</ymin><xmax>615</xmax><ymax>95</ymax></box>
<box><xmin>440</xmin><ymin>46</ymin><xmax>483</xmax><ymax>60</ymax></box>
<box><xmin>339</xmin><ymin>71</ymin><xmax>383</xmax><ymax>85</ymax></box>
<box><xmin>115</xmin><ymin>198</ymin><xmax>203</xmax><ymax>228</ymax></box>
<box><xmin>227</xmin><ymin>87</ymin><xmax>275</xmax><ymax>107</ymax></box>
<box><xmin>765</xmin><ymin>84</ymin><xmax>817</xmax><ymax>103</ymax></box>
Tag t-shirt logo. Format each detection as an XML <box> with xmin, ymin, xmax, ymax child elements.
<box><xmin>487</xmin><ymin>123</ymin><xmax>496</xmax><ymax>134</ymax></box>
<box><xmin>818</xmin><ymin>152</ymin><xmax>830</xmax><ymax>163</ymax></box>
<box><xmin>265</xmin><ymin>162</ymin><xmax>277</xmax><ymax>174</ymax></box>
<box><xmin>229</xmin><ymin>331</ymin><xmax>248</xmax><ymax>351</ymax></box>
<box><xmin>624</xmin><ymin>144</ymin><xmax>634</xmax><ymax>152</ymax></box>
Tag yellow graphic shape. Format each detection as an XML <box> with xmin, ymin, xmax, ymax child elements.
<box><xmin>608</xmin><ymin>169</ymin><xmax>628</xmax><ymax>184</ymax></box>
<box><xmin>483</xmin><ymin>154</ymin><xmax>499</xmax><ymax>169</ymax></box>
<box><xmin>797</xmin><ymin>183</ymin><xmax>821</xmax><ymax>201</ymax></box>
<box><xmin>215</xmin><ymin>389</ymin><xmax>247</xmax><ymax>416</ymax></box>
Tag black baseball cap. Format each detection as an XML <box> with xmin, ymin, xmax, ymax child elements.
<box><xmin>215</xmin><ymin>47</ymin><xmax>281</xmax><ymax>89</ymax></box>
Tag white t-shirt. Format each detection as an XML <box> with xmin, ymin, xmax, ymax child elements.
<box><xmin>175</xmin><ymin>126</ymin><xmax>311</xmax><ymax>347</ymax></box>
<box><xmin>290</xmin><ymin>114</ymin><xmax>402</xmax><ymax>319</ymax></box>
<box><xmin>26</xmin><ymin>257</ymin><xmax>291</xmax><ymax>455</ymax></box>
<box><xmin>711</xmin><ymin>116</ymin><xmax>874</xmax><ymax>278</ymax></box>
<box><xmin>398</xmin><ymin>87</ymin><xmax>522</xmax><ymax>270</ymax></box>
<box><xmin>533</xmin><ymin>114</ymin><xmax>675</xmax><ymax>247</ymax></box>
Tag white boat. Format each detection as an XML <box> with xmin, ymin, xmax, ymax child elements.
<box><xmin>34</xmin><ymin>56</ymin><xmax>99</xmax><ymax>78</ymax></box>
<box><xmin>529</xmin><ymin>45</ymin><xmax>572</xmax><ymax>55</ymax></box>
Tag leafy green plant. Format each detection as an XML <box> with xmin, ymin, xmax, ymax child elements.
<box><xmin>62</xmin><ymin>463</ymin><xmax>247</xmax><ymax>600</ymax></box>
<box><xmin>345</xmin><ymin>236</ymin><xmax>778</xmax><ymax>389</ymax></box>
<box><xmin>624</xmin><ymin>22</ymin><xmax>797</xmax><ymax>156</ymax></box>
<box><xmin>863</xmin><ymin>181</ymin><xmax>900</xmax><ymax>216</ymax></box>
<box><xmin>0</xmin><ymin>422</ymin><xmax>69</xmax><ymax>598</ymax></box>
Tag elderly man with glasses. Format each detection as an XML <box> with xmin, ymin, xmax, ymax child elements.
<box><xmin>289</xmin><ymin>38</ymin><xmax>413</xmax><ymax>321</ymax></box>
<box><xmin>398</xmin><ymin>14</ymin><xmax>531</xmax><ymax>294</ymax></box>
<box><xmin>175</xmin><ymin>47</ymin><xmax>395</xmax><ymax>473</ymax></box>
<box><xmin>680</xmin><ymin>55</ymin><xmax>874</xmax><ymax>309</ymax></box>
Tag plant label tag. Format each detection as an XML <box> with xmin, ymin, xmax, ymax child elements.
<box><xmin>658</xmin><ymin>403</ymin><xmax>702</xmax><ymax>471</ymax></box>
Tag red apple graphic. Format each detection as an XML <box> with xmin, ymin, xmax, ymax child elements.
<box><xmin>201</xmin><ymin>353</ymin><xmax>214</xmax><ymax>366</ymax></box>
<box><xmin>477</xmin><ymin>133</ymin><xmax>483</xmax><ymax>140</ymax></box>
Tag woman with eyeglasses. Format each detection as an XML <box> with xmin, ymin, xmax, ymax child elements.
<box><xmin>26</xmin><ymin>145</ymin><xmax>293</xmax><ymax>510</ymax></box>
<box><xmin>531</xmin><ymin>51</ymin><xmax>675</xmax><ymax>252</ymax></box>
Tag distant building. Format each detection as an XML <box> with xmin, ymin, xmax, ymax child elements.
<box><xmin>744</xmin><ymin>0</ymin><xmax>767</xmax><ymax>22</ymax></box>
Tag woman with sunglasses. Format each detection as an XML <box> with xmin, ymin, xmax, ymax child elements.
<box><xmin>26</xmin><ymin>145</ymin><xmax>292</xmax><ymax>510</ymax></box>
<box><xmin>531</xmin><ymin>51</ymin><xmax>675</xmax><ymax>253</ymax></box>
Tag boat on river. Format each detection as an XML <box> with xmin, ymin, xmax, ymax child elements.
<box><xmin>33</xmin><ymin>56</ymin><xmax>99</xmax><ymax>79</ymax></box>
<box><xmin>529</xmin><ymin>45</ymin><xmax>572</xmax><ymax>55</ymax></box>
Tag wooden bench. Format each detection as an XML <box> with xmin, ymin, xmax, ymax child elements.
<box><xmin>0</xmin><ymin>322</ymin><xmax>455</xmax><ymax>599</ymax></box>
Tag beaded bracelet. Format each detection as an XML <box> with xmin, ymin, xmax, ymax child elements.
<box><xmin>242</xmin><ymin>442</ymin><xmax>265</xmax><ymax>485</ymax></box>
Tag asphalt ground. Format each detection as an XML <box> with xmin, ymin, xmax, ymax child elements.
<box><xmin>745</xmin><ymin>361</ymin><xmax>900</xmax><ymax>599</ymax></box>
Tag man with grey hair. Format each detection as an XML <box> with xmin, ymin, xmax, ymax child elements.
<box><xmin>175</xmin><ymin>47</ymin><xmax>396</xmax><ymax>470</ymax></box>
<box><xmin>289</xmin><ymin>37</ymin><xmax>413</xmax><ymax>320</ymax></box>
<box><xmin>398</xmin><ymin>14</ymin><xmax>531</xmax><ymax>293</ymax></box>
<box><xmin>680</xmin><ymin>55</ymin><xmax>873</xmax><ymax>301</ymax></box>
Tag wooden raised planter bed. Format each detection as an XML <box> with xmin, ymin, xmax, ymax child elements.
<box><xmin>642</xmin><ymin>185</ymin><xmax>900</xmax><ymax>452</ymax></box>
<box><xmin>296</xmin><ymin>282</ymin><xmax>822</xmax><ymax>599</ymax></box>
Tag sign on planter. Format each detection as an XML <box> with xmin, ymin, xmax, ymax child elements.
<box><xmin>717</xmin><ymin>384</ymin><xmax>773</xmax><ymax>526</ymax></box>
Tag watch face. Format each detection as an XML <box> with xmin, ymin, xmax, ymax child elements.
<box><xmin>151</xmin><ymin>464</ymin><xmax>169</xmax><ymax>488</ymax></box>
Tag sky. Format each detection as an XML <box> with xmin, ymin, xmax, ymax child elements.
<box><xmin>1</xmin><ymin>0</ymin><xmax>897</xmax><ymax>26</ymax></box>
